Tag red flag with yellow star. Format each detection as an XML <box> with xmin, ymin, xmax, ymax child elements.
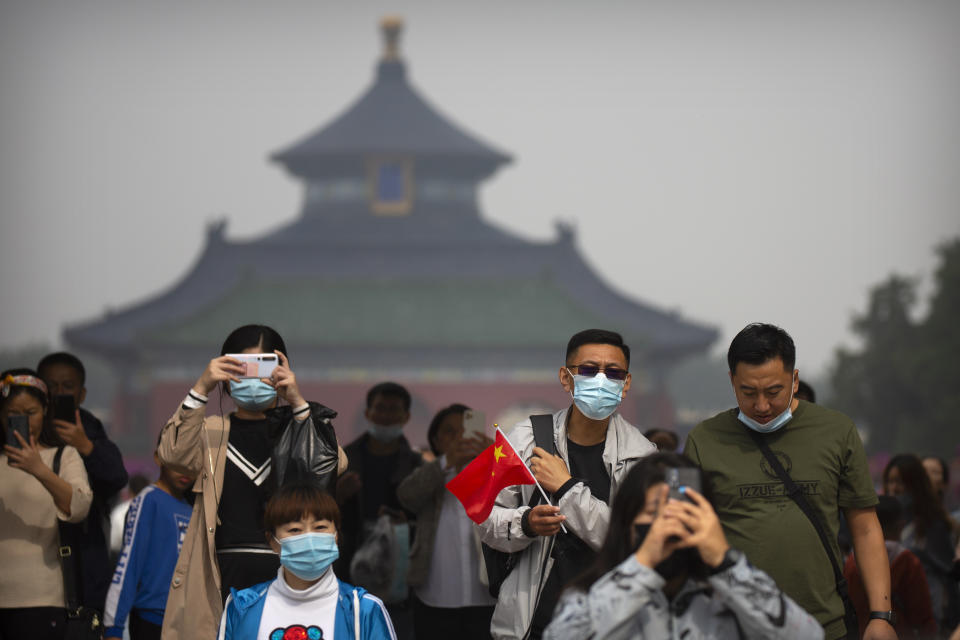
<box><xmin>446</xmin><ymin>427</ymin><xmax>537</xmax><ymax>524</ymax></box>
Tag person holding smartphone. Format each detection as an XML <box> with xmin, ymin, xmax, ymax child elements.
<box><xmin>478</xmin><ymin>329</ymin><xmax>656</xmax><ymax>640</ymax></box>
<box><xmin>544</xmin><ymin>453</ymin><xmax>824</xmax><ymax>640</ymax></box>
<box><xmin>37</xmin><ymin>351</ymin><xmax>129</xmax><ymax>619</ymax></box>
<box><xmin>0</xmin><ymin>368</ymin><xmax>94</xmax><ymax>640</ymax></box>
<box><xmin>397</xmin><ymin>403</ymin><xmax>496</xmax><ymax>640</ymax></box>
<box><xmin>156</xmin><ymin>325</ymin><xmax>347</xmax><ymax>640</ymax></box>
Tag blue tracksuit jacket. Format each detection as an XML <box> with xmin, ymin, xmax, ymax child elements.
<box><xmin>103</xmin><ymin>485</ymin><xmax>192</xmax><ymax>636</ymax></box>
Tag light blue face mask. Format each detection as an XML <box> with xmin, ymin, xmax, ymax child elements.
<box><xmin>275</xmin><ymin>531</ymin><xmax>339</xmax><ymax>581</ymax></box>
<box><xmin>229</xmin><ymin>378</ymin><xmax>277</xmax><ymax>412</ymax></box>
<box><xmin>738</xmin><ymin>377</ymin><xmax>796</xmax><ymax>433</ymax></box>
<box><xmin>567</xmin><ymin>369</ymin><xmax>625</xmax><ymax>421</ymax></box>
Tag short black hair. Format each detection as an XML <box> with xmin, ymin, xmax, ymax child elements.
<box><xmin>795</xmin><ymin>380</ymin><xmax>816</xmax><ymax>403</ymax></box>
<box><xmin>566</xmin><ymin>329</ymin><xmax>630</xmax><ymax>367</ymax></box>
<box><xmin>427</xmin><ymin>403</ymin><xmax>470</xmax><ymax>456</ymax></box>
<box><xmin>727</xmin><ymin>323</ymin><xmax>795</xmax><ymax>373</ymax></box>
<box><xmin>263</xmin><ymin>482</ymin><xmax>341</xmax><ymax>534</ymax></box>
<box><xmin>37</xmin><ymin>352</ymin><xmax>86</xmax><ymax>386</ymax></box>
<box><xmin>366</xmin><ymin>382</ymin><xmax>411</xmax><ymax>412</ymax></box>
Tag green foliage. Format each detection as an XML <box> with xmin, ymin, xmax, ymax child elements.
<box><xmin>829</xmin><ymin>238</ymin><xmax>960</xmax><ymax>453</ymax></box>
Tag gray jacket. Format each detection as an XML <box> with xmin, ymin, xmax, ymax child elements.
<box><xmin>477</xmin><ymin>409</ymin><xmax>656</xmax><ymax>640</ymax></box>
<box><xmin>545</xmin><ymin>551</ymin><xmax>825</xmax><ymax>640</ymax></box>
<box><xmin>397</xmin><ymin>457</ymin><xmax>456</xmax><ymax>587</ymax></box>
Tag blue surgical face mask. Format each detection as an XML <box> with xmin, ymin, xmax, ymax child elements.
<box><xmin>738</xmin><ymin>377</ymin><xmax>796</xmax><ymax>434</ymax></box>
<box><xmin>275</xmin><ymin>531</ymin><xmax>339</xmax><ymax>581</ymax></box>
<box><xmin>229</xmin><ymin>378</ymin><xmax>277</xmax><ymax>412</ymax></box>
<box><xmin>367</xmin><ymin>421</ymin><xmax>404</xmax><ymax>442</ymax></box>
<box><xmin>567</xmin><ymin>368</ymin><xmax>625</xmax><ymax>421</ymax></box>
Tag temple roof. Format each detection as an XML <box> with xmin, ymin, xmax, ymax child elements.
<box><xmin>273</xmin><ymin>18</ymin><xmax>510</xmax><ymax>181</ymax></box>
<box><xmin>63</xmin><ymin>18</ymin><xmax>717</xmax><ymax>368</ymax></box>
<box><xmin>64</xmin><ymin>218</ymin><xmax>716</xmax><ymax>363</ymax></box>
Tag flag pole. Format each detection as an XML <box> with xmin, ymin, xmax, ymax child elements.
<box><xmin>496</xmin><ymin>425</ymin><xmax>568</xmax><ymax>534</ymax></box>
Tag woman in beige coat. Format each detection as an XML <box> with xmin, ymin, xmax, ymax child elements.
<box><xmin>0</xmin><ymin>369</ymin><xmax>93</xmax><ymax>640</ymax></box>
<box><xmin>157</xmin><ymin>325</ymin><xmax>346</xmax><ymax>640</ymax></box>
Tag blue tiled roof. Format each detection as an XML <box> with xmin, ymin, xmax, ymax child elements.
<box><xmin>272</xmin><ymin>60</ymin><xmax>511</xmax><ymax>180</ymax></box>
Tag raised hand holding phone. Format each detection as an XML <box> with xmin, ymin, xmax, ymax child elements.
<box><xmin>6</xmin><ymin>415</ymin><xmax>29</xmax><ymax>450</ymax></box>
<box><xmin>193</xmin><ymin>355</ymin><xmax>247</xmax><ymax>396</ymax></box>
<box><xmin>267</xmin><ymin>351</ymin><xmax>305</xmax><ymax>408</ymax></box>
<box><xmin>661</xmin><ymin>487</ymin><xmax>730</xmax><ymax>568</ymax></box>
<box><xmin>635</xmin><ymin>485</ymin><xmax>689</xmax><ymax>568</ymax></box>
<box><xmin>52</xmin><ymin>409</ymin><xmax>93</xmax><ymax>456</ymax></box>
<box><xmin>5</xmin><ymin>430</ymin><xmax>47</xmax><ymax>477</ymax></box>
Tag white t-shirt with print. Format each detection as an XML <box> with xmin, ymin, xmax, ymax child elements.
<box><xmin>257</xmin><ymin>566</ymin><xmax>339</xmax><ymax>640</ymax></box>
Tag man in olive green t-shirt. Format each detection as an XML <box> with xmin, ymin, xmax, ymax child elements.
<box><xmin>685</xmin><ymin>323</ymin><xmax>896</xmax><ymax>640</ymax></box>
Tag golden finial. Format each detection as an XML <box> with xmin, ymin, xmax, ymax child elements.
<box><xmin>380</xmin><ymin>16</ymin><xmax>404</xmax><ymax>61</ymax></box>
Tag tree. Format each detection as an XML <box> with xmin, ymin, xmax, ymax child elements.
<box><xmin>829</xmin><ymin>237</ymin><xmax>960</xmax><ymax>453</ymax></box>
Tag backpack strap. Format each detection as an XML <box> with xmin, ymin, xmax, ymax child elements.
<box><xmin>515</xmin><ymin>415</ymin><xmax>555</xmax><ymax>510</ymax></box>
<box><xmin>530</xmin><ymin>414</ymin><xmax>555</xmax><ymax>456</ymax></box>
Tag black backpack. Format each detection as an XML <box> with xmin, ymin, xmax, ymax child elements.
<box><xmin>480</xmin><ymin>414</ymin><xmax>554</xmax><ymax>598</ymax></box>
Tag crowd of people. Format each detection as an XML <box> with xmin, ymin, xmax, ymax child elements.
<box><xmin>1</xmin><ymin>323</ymin><xmax>959</xmax><ymax>640</ymax></box>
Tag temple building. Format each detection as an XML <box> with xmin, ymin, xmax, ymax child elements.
<box><xmin>65</xmin><ymin>18</ymin><xmax>717</xmax><ymax>455</ymax></box>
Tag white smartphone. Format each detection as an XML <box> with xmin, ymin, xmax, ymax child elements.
<box><xmin>225</xmin><ymin>353</ymin><xmax>279</xmax><ymax>379</ymax></box>
<box><xmin>463</xmin><ymin>409</ymin><xmax>486</xmax><ymax>439</ymax></box>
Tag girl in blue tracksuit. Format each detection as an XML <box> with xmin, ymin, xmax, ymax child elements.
<box><xmin>218</xmin><ymin>483</ymin><xmax>396</xmax><ymax>640</ymax></box>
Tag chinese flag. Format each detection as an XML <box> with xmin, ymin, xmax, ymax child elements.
<box><xmin>446</xmin><ymin>428</ymin><xmax>536</xmax><ymax>524</ymax></box>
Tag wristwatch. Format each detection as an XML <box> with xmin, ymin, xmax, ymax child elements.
<box><xmin>868</xmin><ymin>610</ymin><xmax>897</xmax><ymax>626</ymax></box>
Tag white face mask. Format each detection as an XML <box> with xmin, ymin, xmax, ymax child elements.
<box><xmin>738</xmin><ymin>376</ymin><xmax>796</xmax><ymax>434</ymax></box>
<box><xmin>366</xmin><ymin>421</ymin><xmax>404</xmax><ymax>442</ymax></box>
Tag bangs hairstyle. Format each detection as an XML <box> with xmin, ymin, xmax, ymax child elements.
<box><xmin>263</xmin><ymin>483</ymin><xmax>341</xmax><ymax>534</ymax></box>
<box><xmin>220</xmin><ymin>324</ymin><xmax>288</xmax><ymax>357</ymax></box>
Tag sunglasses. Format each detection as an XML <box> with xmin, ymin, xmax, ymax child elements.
<box><xmin>569</xmin><ymin>364</ymin><xmax>628</xmax><ymax>381</ymax></box>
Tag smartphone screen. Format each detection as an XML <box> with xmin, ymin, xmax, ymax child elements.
<box><xmin>666</xmin><ymin>467</ymin><xmax>701</xmax><ymax>503</ymax></box>
<box><xmin>463</xmin><ymin>410</ymin><xmax>486</xmax><ymax>439</ymax></box>
<box><xmin>6</xmin><ymin>415</ymin><xmax>30</xmax><ymax>448</ymax></box>
<box><xmin>53</xmin><ymin>394</ymin><xmax>76</xmax><ymax>422</ymax></box>
<box><xmin>226</xmin><ymin>353</ymin><xmax>279</xmax><ymax>378</ymax></box>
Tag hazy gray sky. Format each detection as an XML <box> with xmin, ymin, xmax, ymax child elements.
<box><xmin>2</xmin><ymin>1</ymin><xmax>958</xmax><ymax>378</ymax></box>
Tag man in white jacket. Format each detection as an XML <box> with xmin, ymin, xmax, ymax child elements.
<box><xmin>478</xmin><ymin>329</ymin><xmax>657</xmax><ymax>639</ymax></box>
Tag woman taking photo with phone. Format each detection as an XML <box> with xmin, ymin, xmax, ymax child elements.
<box><xmin>0</xmin><ymin>368</ymin><xmax>93</xmax><ymax>640</ymax></box>
<box><xmin>544</xmin><ymin>453</ymin><xmax>824</xmax><ymax>640</ymax></box>
<box><xmin>157</xmin><ymin>325</ymin><xmax>346</xmax><ymax>640</ymax></box>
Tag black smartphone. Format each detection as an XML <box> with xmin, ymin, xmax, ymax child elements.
<box><xmin>53</xmin><ymin>394</ymin><xmax>76</xmax><ymax>422</ymax></box>
<box><xmin>6</xmin><ymin>415</ymin><xmax>30</xmax><ymax>448</ymax></box>
<box><xmin>665</xmin><ymin>467</ymin><xmax>701</xmax><ymax>503</ymax></box>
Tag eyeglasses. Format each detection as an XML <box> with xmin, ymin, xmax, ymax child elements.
<box><xmin>569</xmin><ymin>364</ymin><xmax>629</xmax><ymax>381</ymax></box>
